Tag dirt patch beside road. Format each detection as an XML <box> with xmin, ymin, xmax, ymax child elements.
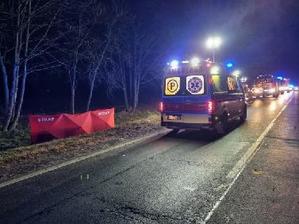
<box><xmin>0</xmin><ymin>109</ymin><xmax>164</xmax><ymax>183</ymax></box>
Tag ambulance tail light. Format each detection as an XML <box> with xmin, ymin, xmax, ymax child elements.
<box><xmin>207</xmin><ymin>100</ymin><xmax>215</xmax><ymax>114</ymax></box>
<box><xmin>159</xmin><ymin>102</ymin><xmax>164</xmax><ymax>112</ymax></box>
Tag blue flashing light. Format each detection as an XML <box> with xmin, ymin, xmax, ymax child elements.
<box><xmin>277</xmin><ymin>76</ymin><xmax>283</xmax><ymax>80</ymax></box>
<box><xmin>169</xmin><ymin>60</ymin><xmax>179</xmax><ymax>70</ymax></box>
<box><xmin>226</xmin><ymin>63</ymin><xmax>233</xmax><ymax>68</ymax></box>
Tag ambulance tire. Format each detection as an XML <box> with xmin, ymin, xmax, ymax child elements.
<box><xmin>214</xmin><ymin>114</ymin><xmax>228</xmax><ymax>136</ymax></box>
<box><xmin>240</xmin><ymin>105</ymin><xmax>247</xmax><ymax>123</ymax></box>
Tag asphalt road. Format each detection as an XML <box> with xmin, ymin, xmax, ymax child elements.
<box><xmin>0</xmin><ymin>92</ymin><xmax>296</xmax><ymax>224</ymax></box>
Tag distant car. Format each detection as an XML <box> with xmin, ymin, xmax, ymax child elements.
<box><xmin>294</xmin><ymin>86</ymin><xmax>299</xmax><ymax>91</ymax></box>
<box><xmin>160</xmin><ymin>60</ymin><xmax>247</xmax><ymax>135</ymax></box>
<box><xmin>251</xmin><ymin>86</ymin><xmax>263</xmax><ymax>98</ymax></box>
<box><xmin>263</xmin><ymin>86</ymin><xmax>280</xmax><ymax>97</ymax></box>
<box><xmin>241</xmin><ymin>84</ymin><xmax>253</xmax><ymax>103</ymax></box>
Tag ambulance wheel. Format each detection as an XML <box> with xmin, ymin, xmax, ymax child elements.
<box><xmin>240</xmin><ymin>106</ymin><xmax>247</xmax><ymax>123</ymax></box>
<box><xmin>214</xmin><ymin>114</ymin><xmax>228</xmax><ymax>135</ymax></box>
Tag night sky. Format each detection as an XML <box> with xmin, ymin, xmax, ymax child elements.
<box><xmin>133</xmin><ymin>0</ymin><xmax>299</xmax><ymax>84</ymax></box>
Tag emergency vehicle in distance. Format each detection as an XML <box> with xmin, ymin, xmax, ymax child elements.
<box><xmin>159</xmin><ymin>58</ymin><xmax>247</xmax><ymax>135</ymax></box>
<box><xmin>277</xmin><ymin>77</ymin><xmax>291</xmax><ymax>93</ymax></box>
<box><xmin>252</xmin><ymin>74</ymin><xmax>280</xmax><ymax>98</ymax></box>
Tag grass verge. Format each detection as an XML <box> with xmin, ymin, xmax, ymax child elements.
<box><xmin>0</xmin><ymin>109</ymin><xmax>163</xmax><ymax>183</ymax></box>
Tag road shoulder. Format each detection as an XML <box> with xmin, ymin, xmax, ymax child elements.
<box><xmin>207</xmin><ymin>93</ymin><xmax>299</xmax><ymax>224</ymax></box>
<box><xmin>0</xmin><ymin>110</ymin><xmax>170</xmax><ymax>187</ymax></box>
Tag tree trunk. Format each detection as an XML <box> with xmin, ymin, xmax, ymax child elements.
<box><xmin>71</xmin><ymin>92</ymin><xmax>75</xmax><ymax>113</ymax></box>
<box><xmin>70</xmin><ymin>78</ymin><xmax>76</xmax><ymax>114</ymax></box>
<box><xmin>9</xmin><ymin>0</ymin><xmax>32</xmax><ymax>131</ymax></box>
<box><xmin>86</xmin><ymin>27</ymin><xmax>112</xmax><ymax>111</ymax></box>
<box><xmin>0</xmin><ymin>55</ymin><xmax>9</xmax><ymax>114</ymax></box>
<box><xmin>70</xmin><ymin>51</ymin><xmax>78</xmax><ymax>114</ymax></box>
<box><xmin>4</xmin><ymin>2</ymin><xmax>23</xmax><ymax>131</ymax></box>
<box><xmin>133</xmin><ymin>74</ymin><xmax>140</xmax><ymax>111</ymax></box>
<box><xmin>10</xmin><ymin>63</ymin><xmax>28</xmax><ymax>130</ymax></box>
<box><xmin>4</xmin><ymin>63</ymin><xmax>20</xmax><ymax>131</ymax></box>
<box><xmin>122</xmin><ymin>86</ymin><xmax>129</xmax><ymax>111</ymax></box>
<box><xmin>9</xmin><ymin>0</ymin><xmax>31</xmax><ymax>131</ymax></box>
<box><xmin>129</xmin><ymin>70</ymin><xmax>134</xmax><ymax>109</ymax></box>
<box><xmin>86</xmin><ymin>70</ymin><xmax>97</xmax><ymax>111</ymax></box>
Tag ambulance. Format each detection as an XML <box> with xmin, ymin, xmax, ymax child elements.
<box><xmin>160</xmin><ymin>58</ymin><xmax>247</xmax><ymax>135</ymax></box>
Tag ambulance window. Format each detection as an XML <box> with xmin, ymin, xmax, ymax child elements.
<box><xmin>211</xmin><ymin>75</ymin><xmax>227</xmax><ymax>93</ymax></box>
<box><xmin>236</xmin><ymin>80</ymin><xmax>243</xmax><ymax>93</ymax></box>
<box><xmin>227</xmin><ymin>76</ymin><xmax>238</xmax><ymax>92</ymax></box>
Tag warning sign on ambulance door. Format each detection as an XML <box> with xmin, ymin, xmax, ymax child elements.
<box><xmin>165</xmin><ymin>77</ymin><xmax>180</xmax><ymax>95</ymax></box>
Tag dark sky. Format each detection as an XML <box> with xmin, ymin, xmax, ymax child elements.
<box><xmin>132</xmin><ymin>0</ymin><xmax>299</xmax><ymax>84</ymax></box>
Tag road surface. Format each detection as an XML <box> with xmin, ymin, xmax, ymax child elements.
<box><xmin>0</xmin><ymin>92</ymin><xmax>298</xmax><ymax>224</ymax></box>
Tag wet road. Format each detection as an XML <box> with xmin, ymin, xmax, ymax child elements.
<box><xmin>0</xmin><ymin>92</ymin><xmax>295</xmax><ymax>224</ymax></box>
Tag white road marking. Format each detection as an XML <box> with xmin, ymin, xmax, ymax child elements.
<box><xmin>183</xmin><ymin>186</ymin><xmax>197</xmax><ymax>191</ymax></box>
<box><xmin>203</xmin><ymin>94</ymin><xmax>293</xmax><ymax>224</ymax></box>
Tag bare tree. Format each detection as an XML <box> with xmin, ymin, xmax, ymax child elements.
<box><xmin>130</xmin><ymin>27</ymin><xmax>161</xmax><ymax>110</ymax></box>
<box><xmin>53</xmin><ymin>0</ymin><xmax>105</xmax><ymax>114</ymax></box>
<box><xmin>84</xmin><ymin>0</ymin><xmax>130</xmax><ymax>111</ymax></box>
<box><xmin>84</xmin><ymin>7</ymin><xmax>116</xmax><ymax>111</ymax></box>
<box><xmin>107</xmin><ymin>17</ymin><xmax>162</xmax><ymax>111</ymax></box>
<box><xmin>0</xmin><ymin>0</ymin><xmax>60</xmax><ymax>131</ymax></box>
<box><xmin>106</xmin><ymin>46</ymin><xmax>130</xmax><ymax>111</ymax></box>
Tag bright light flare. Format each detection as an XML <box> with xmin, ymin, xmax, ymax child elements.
<box><xmin>181</xmin><ymin>60</ymin><xmax>189</xmax><ymax>64</ymax></box>
<box><xmin>269</xmin><ymin>101</ymin><xmax>277</xmax><ymax>112</ymax></box>
<box><xmin>210</xmin><ymin>66</ymin><xmax>220</xmax><ymax>75</ymax></box>
<box><xmin>206</xmin><ymin>36</ymin><xmax>222</xmax><ymax>49</ymax></box>
<box><xmin>190</xmin><ymin>57</ymin><xmax>200</xmax><ymax>67</ymax></box>
<box><xmin>169</xmin><ymin>60</ymin><xmax>179</xmax><ymax>70</ymax></box>
<box><xmin>226</xmin><ymin>63</ymin><xmax>233</xmax><ymax>68</ymax></box>
<box><xmin>232</xmin><ymin>70</ymin><xmax>241</xmax><ymax>77</ymax></box>
<box><xmin>240</xmin><ymin>76</ymin><xmax>247</xmax><ymax>83</ymax></box>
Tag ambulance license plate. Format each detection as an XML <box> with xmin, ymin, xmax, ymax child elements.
<box><xmin>167</xmin><ymin>115</ymin><xmax>181</xmax><ymax>120</ymax></box>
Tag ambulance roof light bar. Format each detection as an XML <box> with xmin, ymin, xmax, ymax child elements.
<box><xmin>168</xmin><ymin>57</ymin><xmax>201</xmax><ymax>70</ymax></box>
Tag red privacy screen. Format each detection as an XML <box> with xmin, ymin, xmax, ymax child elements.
<box><xmin>29</xmin><ymin>108</ymin><xmax>115</xmax><ymax>143</ymax></box>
